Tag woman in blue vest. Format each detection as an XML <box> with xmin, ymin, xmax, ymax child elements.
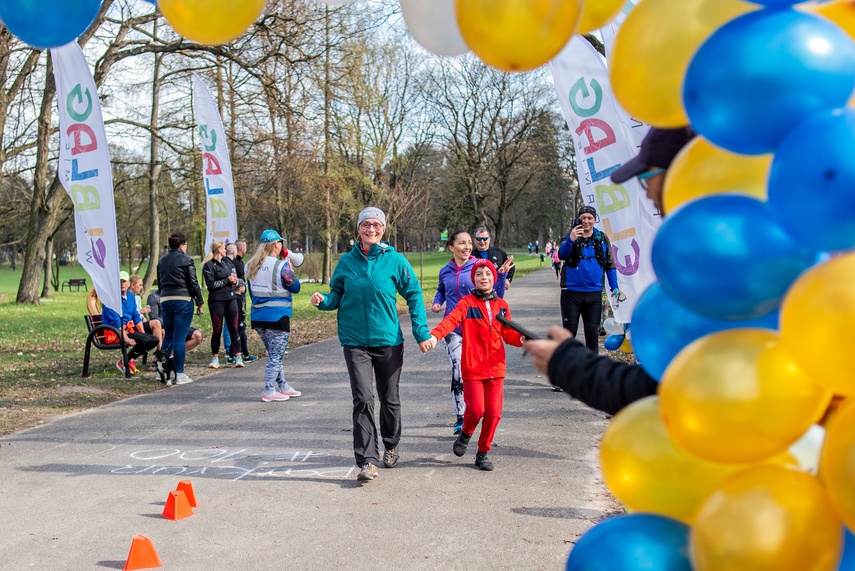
<box><xmin>558</xmin><ymin>205</ymin><xmax>622</xmax><ymax>353</ymax></box>
<box><xmin>247</xmin><ymin>230</ymin><xmax>302</xmax><ymax>403</ymax></box>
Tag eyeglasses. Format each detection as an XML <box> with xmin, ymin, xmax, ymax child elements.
<box><xmin>474</xmin><ymin>237</ymin><xmax>489</xmax><ymax>242</ymax></box>
<box><xmin>637</xmin><ymin>168</ymin><xmax>665</xmax><ymax>190</ymax></box>
<box><xmin>359</xmin><ymin>222</ymin><xmax>384</xmax><ymax>230</ymax></box>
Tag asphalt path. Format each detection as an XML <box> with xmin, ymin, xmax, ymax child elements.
<box><xmin>0</xmin><ymin>266</ymin><xmax>618</xmax><ymax>570</ymax></box>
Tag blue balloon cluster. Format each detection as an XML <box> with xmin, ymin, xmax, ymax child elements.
<box><xmin>566</xmin><ymin>513</ymin><xmax>692</xmax><ymax>571</ymax></box>
<box><xmin>604</xmin><ymin>334</ymin><xmax>624</xmax><ymax>352</ymax></box>
<box><xmin>0</xmin><ymin>0</ymin><xmax>103</xmax><ymax>49</ymax></box>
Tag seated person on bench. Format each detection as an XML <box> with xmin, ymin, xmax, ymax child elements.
<box><xmin>101</xmin><ymin>271</ymin><xmax>159</xmax><ymax>375</ymax></box>
<box><xmin>128</xmin><ymin>274</ymin><xmax>163</xmax><ymax>350</ymax></box>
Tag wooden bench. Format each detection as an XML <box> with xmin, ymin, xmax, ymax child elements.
<box><xmin>82</xmin><ymin>313</ymin><xmax>139</xmax><ymax>379</ymax></box>
<box><xmin>62</xmin><ymin>278</ymin><xmax>88</xmax><ymax>292</ymax></box>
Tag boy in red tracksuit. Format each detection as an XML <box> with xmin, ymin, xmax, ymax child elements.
<box><xmin>428</xmin><ymin>259</ymin><xmax>523</xmax><ymax>471</ymax></box>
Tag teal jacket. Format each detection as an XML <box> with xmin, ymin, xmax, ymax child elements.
<box><xmin>317</xmin><ymin>242</ymin><xmax>431</xmax><ymax>347</ymax></box>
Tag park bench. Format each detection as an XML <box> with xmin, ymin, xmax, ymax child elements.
<box><xmin>61</xmin><ymin>278</ymin><xmax>88</xmax><ymax>292</ymax></box>
<box><xmin>82</xmin><ymin>314</ymin><xmax>134</xmax><ymax>379</ymax></box>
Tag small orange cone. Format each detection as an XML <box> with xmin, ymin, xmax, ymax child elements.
<box><xmin>161</xmin><ymin>489</ymin><xmax>194</xmax><ymax>520</ymax></box>
<box><xmin>175</xmin><ymin>479</ymin><xmax>198</xmax><ymax>508</ymax></box>
<box><xmin>123</xmin><ymin>534</ymin><xmax>163</xmax><ymax>570</ymax></box>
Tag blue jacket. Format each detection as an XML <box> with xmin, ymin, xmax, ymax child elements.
<box><xmin>102</xmin><ymin>291</ymin><xmax>141</xmax><ymax>329</ymax></box>
<box><xmin>558</xmin><ymin>229</ymin><xmax>619</xmax><ymax>293</ymax></box>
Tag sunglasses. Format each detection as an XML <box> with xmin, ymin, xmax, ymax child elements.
<box><xmin>637</xmin><ymin>168</ymin><xmax>665</xmax><ymax>190</ymax></box>
<box><xmin>474</xmin><ymin>237</ymin><xmax>489</xmax><ymax>242</ymax></box>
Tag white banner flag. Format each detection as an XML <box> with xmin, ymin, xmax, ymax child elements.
<box><xmin>51</xmin><ymin>42</ymin><xmax>121</xmax><ymax>315</ymax></box>
<box><xmin>192</xmin><ymin>74</ymin><xmax>237</xmax><ymax>252</ymax></box>
<box><xmin>550</xmin><ymin>36</ymin><xmax>660</xmax><ymax>322</ymax></box>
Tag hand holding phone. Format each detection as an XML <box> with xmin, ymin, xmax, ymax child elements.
<box><xmin>496</xmin><ymin>314</ymin><xmax>542</xmax><ymax>340</ymax></box>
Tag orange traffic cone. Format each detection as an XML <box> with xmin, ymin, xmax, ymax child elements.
<box><xmin>123</xmin><ymin>534</ymin><xmax>163</xmax><ymax>570</ymax></box>
<box><xmin>175</xmin><ymin>479</ymin><xmax>198</xmax><ymax>508</ymax></box>
<box><xmin>161</xmin><ymin>489</ymin><xmax>194</xmax><ymax>520</ymax></box>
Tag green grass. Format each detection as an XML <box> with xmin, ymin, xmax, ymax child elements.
<box><xmin>0</xmin><ymin>249</ymin><xmax>546</xmax><ymax>435</ymax></box>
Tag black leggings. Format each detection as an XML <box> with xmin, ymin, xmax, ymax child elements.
<box><xmin>127</xmin><ymin>331</ymin><xmax>159</xmax><ymax>361</ymax></box>
<box><xmin>209</xmin><ymin>298</ymin><xmax>239</xmax><ymax>356</ymax></box>
<box><xmin>560</xmin><ymin>289</ymin><xmax>602</xmax><ymax>353</ymax></box>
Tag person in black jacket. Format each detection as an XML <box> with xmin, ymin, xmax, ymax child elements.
<box><xmin>473</xmin><ymin>226</ymin><xmax>515</xmax><ymax>294</ymax></box>
<box><xmin>524</xmin><ymin>127</ymin><xmax>695</xmax><ymax>414</ymax></box>
<box><xmin>202</xmin><ymin>240</ymin><xmax>243</xmax><ymax>369</ymax></box>
<box><xmin>157</xmin><ymin>232</ymin><xmax>205</xmax><ymax>384</ymax></box>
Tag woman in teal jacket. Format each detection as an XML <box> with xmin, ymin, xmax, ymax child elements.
<box><xmin>311</xmin><ymin>207</ymin><xmax>435</xmax><ymax>483</ymax></box>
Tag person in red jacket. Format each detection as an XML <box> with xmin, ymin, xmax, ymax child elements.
<box><xmin>427</xmin><ymin>259</ymin><xmax>524</xmax><ymax>471</ymax></box>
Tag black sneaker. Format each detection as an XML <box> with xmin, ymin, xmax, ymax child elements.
<box><xmin>453</xmin><ymin>415</ymin><xmax>464</xmax><ymax>435</ymax></box>
<box><xmin>383</xmin><ymin>446</ymin><xmax>399</xmax><ymax>469</ymax></box>
<box><xmin>453</xmin><ymin>431</ymin><xmax>472</xmax><ymax>457</ymax></box>
<box><xmin>475</xmin><ymin>452</ymin><xmax>494</xmax><ymax>471</ymax></box>
<box><xmin>357</xmin><ymin>463</ymin><xmax>378</xmax><ymax>481</ymax></box>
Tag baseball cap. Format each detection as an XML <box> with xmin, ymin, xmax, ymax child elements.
<box><xmin>119</xmin><ymin>270</ymin><xmax>130</xmax><ymax>282</ymax></box>
<box><xmin>611</xmin><ymin>127</ymin><xmax>696</xmax><ymax>184</ymax></box>
<box><xmin>260</xmin><ymin>229</ymin><xmax>284</xmax><ymax>243</ymax></box>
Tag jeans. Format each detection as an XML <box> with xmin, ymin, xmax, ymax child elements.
<box><xmin>162</xmin><ymin>300</ymin><xmax>194</xmax><ymax>373</ymax></box>
<box><xmin>257</xmin><ymin>328</ymin><xmax>291</xmax><ymax>394</ymax></box>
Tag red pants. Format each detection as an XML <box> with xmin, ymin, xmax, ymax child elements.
<box><xmin>462</xmin><ymin>377</ymin><xmax>504</xmax><ymax>453</ymax></box>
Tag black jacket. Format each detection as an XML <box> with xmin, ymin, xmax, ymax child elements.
<box><xmin>548</xmin><ymin>338</ymin><xmax>658</xmax><ymax>415</ymax></box>
<box><xmin>203</xmin><ymin>257</ymin><xmax>238</xmax><ymax>303</ymax></box>
<box><xmin>156</xmin><ymin>249</ymin><xmax>203</xmax><ymax>306</ymax></box>
<box><xmin>475</xmin><ymin>246</ymin><xmax>516</xmax><ymax>282</ymax></box>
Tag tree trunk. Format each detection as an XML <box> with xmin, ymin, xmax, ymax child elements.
<box><xmin>42</xmin><ymin>236</ymin><xmax>53</xmax><ymax>298</ymax></box>
<box><xmin>143</xmin><ymin>21</ymin><xmax>162</xmax><ymax>297</ymax></box>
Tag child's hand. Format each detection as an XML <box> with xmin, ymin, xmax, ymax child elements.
<box><xmin>419</xmin><ymin>335</ymin><xmax>437</xmax><ymax>353</ymax></box>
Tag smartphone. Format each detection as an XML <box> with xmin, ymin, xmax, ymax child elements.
<box><xmin>572</xmin><ymin>218</ymin><xmax>582</xmax><ymax>229</ymax></box>
<box><xmin>496</xmin><ymin>314</ymin><xmax>542</xmax><ymax>340</ymax></box>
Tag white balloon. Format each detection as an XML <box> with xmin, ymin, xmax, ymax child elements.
<box><xmin>603</xmin><ymin>317</ymin><xmax>624</xmax><ymax>336</ymax></box>
<box><xmin>787</xmin><ymin>424</ymin><xmax>825</xmax><ymax>476</ymax></box>
<box><xmin>400</xmin><ymin>0</ymin><xmax>469</xmax><ymax>57</ymax></box>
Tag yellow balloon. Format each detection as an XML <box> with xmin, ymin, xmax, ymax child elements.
<box><xmin>577</xmin><ymin>0</ymin><xmax>624</xmax><ymax>34</ymax></box>
<box><xmin>601</xmin><ymin>396</ymin><xmax>784</xmax><ymax>524</ymax></box>
<box><xmin>159</xmin><ymin>0</ymin><xmax>266</xmax><ymax>45</ymax></box>
<box><xmin>781</xmin><ymin>253</ymin><xmax>855</xmax><ymax>396</ymax></box>
<box><xmin>820</xmin><ymin>402</ymin><xmax>855</xmax><ymax>531</ymax></box>
<box><xmin>619</xmin><ymin>336</ymin><xmax>633</xmax><ymax>353</ymax></box>
<box><xmin>660</xmin><ymin>329</ymin><xmax>831</xmax><ymax>464</ymax></box>
<box><xmin>691</xmin><ymin>465</ymin><xmax>842</xmax><ymax>571</ymax></box>
<box><xmin>609</xmin><ymin>0</ymin><xmax>756</xmax><ymax>127</ymax></box>
<box><xmin>663</xmin><ymin>137</ymin><xmax>772</xmax><ymax>213</ymax></box>
<box><xmin>455</xmin><ymin>0</ymin><xmax>582</xmax><ymax>72</ymax></box>
<box><xmin>812</xmin><ymin>0</ymin><xmax>855</xmax><ymax>41</ymax></box>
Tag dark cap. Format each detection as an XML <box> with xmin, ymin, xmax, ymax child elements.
<box><xmin>610</xmin><ymin>127</ymin><xmax>696</xmax><ymax>184</ymax></box>
<box><xmin>578</xmin><ymin>205</ymin><xmax>598</xmax><ymax>220</ymax></box>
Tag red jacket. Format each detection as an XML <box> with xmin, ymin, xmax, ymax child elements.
<box><xmin>431</xmin><ymin>293</ymin><xmax>523</xmax><ymax>381</ymax></box>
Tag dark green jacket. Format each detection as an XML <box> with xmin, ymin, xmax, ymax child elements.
<box><xmin>317</xmin><ymin>242</ymin><xmax>431</xmax><ymax>347</ymax></box>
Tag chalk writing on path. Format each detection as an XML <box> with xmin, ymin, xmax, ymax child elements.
<box><xmin>112</xmin><ymin>447</ymin><xmax>356</xmax><ymax>481</ymax></box>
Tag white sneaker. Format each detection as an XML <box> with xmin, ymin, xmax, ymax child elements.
<box><xmin>208</xmin><ymin>357</ymin><xmax>219</xmax><ymax>369</ymax></box>
<box><xmin>279</xmin><ymin>385</ymin><xmax>302</xmax><ymax>398</ymax></box>
<box><xmin>174</xmin><ymin>373</ymin><xmax>193</xmax><ymax>385</ymax></box>
<box><xmin>262</xmin><ymin>392</ymin><xmax>289</xmax><ymax>402</ymax></box>
<box><xmin>235</xmin><ymin>356</ymin><xmax>244</xmax><ymax>368</ymax></box>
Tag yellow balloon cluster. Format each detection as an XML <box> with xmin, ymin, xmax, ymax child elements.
<box><xmin>159</xmin><ymin>0</ymin><xmax>266</xmax><ymax>45</ymax></box>
<box><xmin>609</xmin><ymin>0</ymin><xmax>754</xmax><ymax>127</ymax></box>
<box><xmin>601</xmin><ymin>397</ymin><xmax>795</xmax><ymax>524</ymax></box>
<box><xmin>660</xmin><ymin>329</ymin><xmax>831</xmax><ymax>464</ymax></box>
<box><xmin>663</xmin><ymin>137</ymin><xmax>771</xmax><ymax>213</ymax></box>
<box><xmin>691</xmin><ymin>465</ymin><xmax>842</xmax><ymax>571</ymax></box>
<box><xmin>454</xmin><ymin>0</ymin><xmax>583</xmax><ymax>72</ymax></box>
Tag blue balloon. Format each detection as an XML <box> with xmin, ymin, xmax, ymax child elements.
<box><xmin>604</xmin><ymin>334</ymin><xmax>625</xmax><ymax>351</ymax></box>
<box><xmin>684</xmin><ymin>9</ymin><xmax>855</xmax><ymax>155</ymax></box>
<box><xmin>652</xmin><ymin>195</ymin><xmax>818</xmax><ymax>320</ymax></box>
<box><xmin>839</xmin><ymin>528</ymin><xmax>855</xmax><ymax>570</ymax></box>
<box><xmin>0</xmin><ymin>0</ymin><xmax>103</xmax><ymax>49</ymax></box>
<box><xmin>566</xmin><ymin>513</ymin><xmax>692</xmax><ymax>571</ymax></box>
<box><xmin>768</xmin><ymin>108</ymin><xmax>855</xmax><ymax>252</ymax></box>
<box><xmin>632</xmin><ymin>282</ymin><xmax>779</xmax><ymax>381</ymax></box>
